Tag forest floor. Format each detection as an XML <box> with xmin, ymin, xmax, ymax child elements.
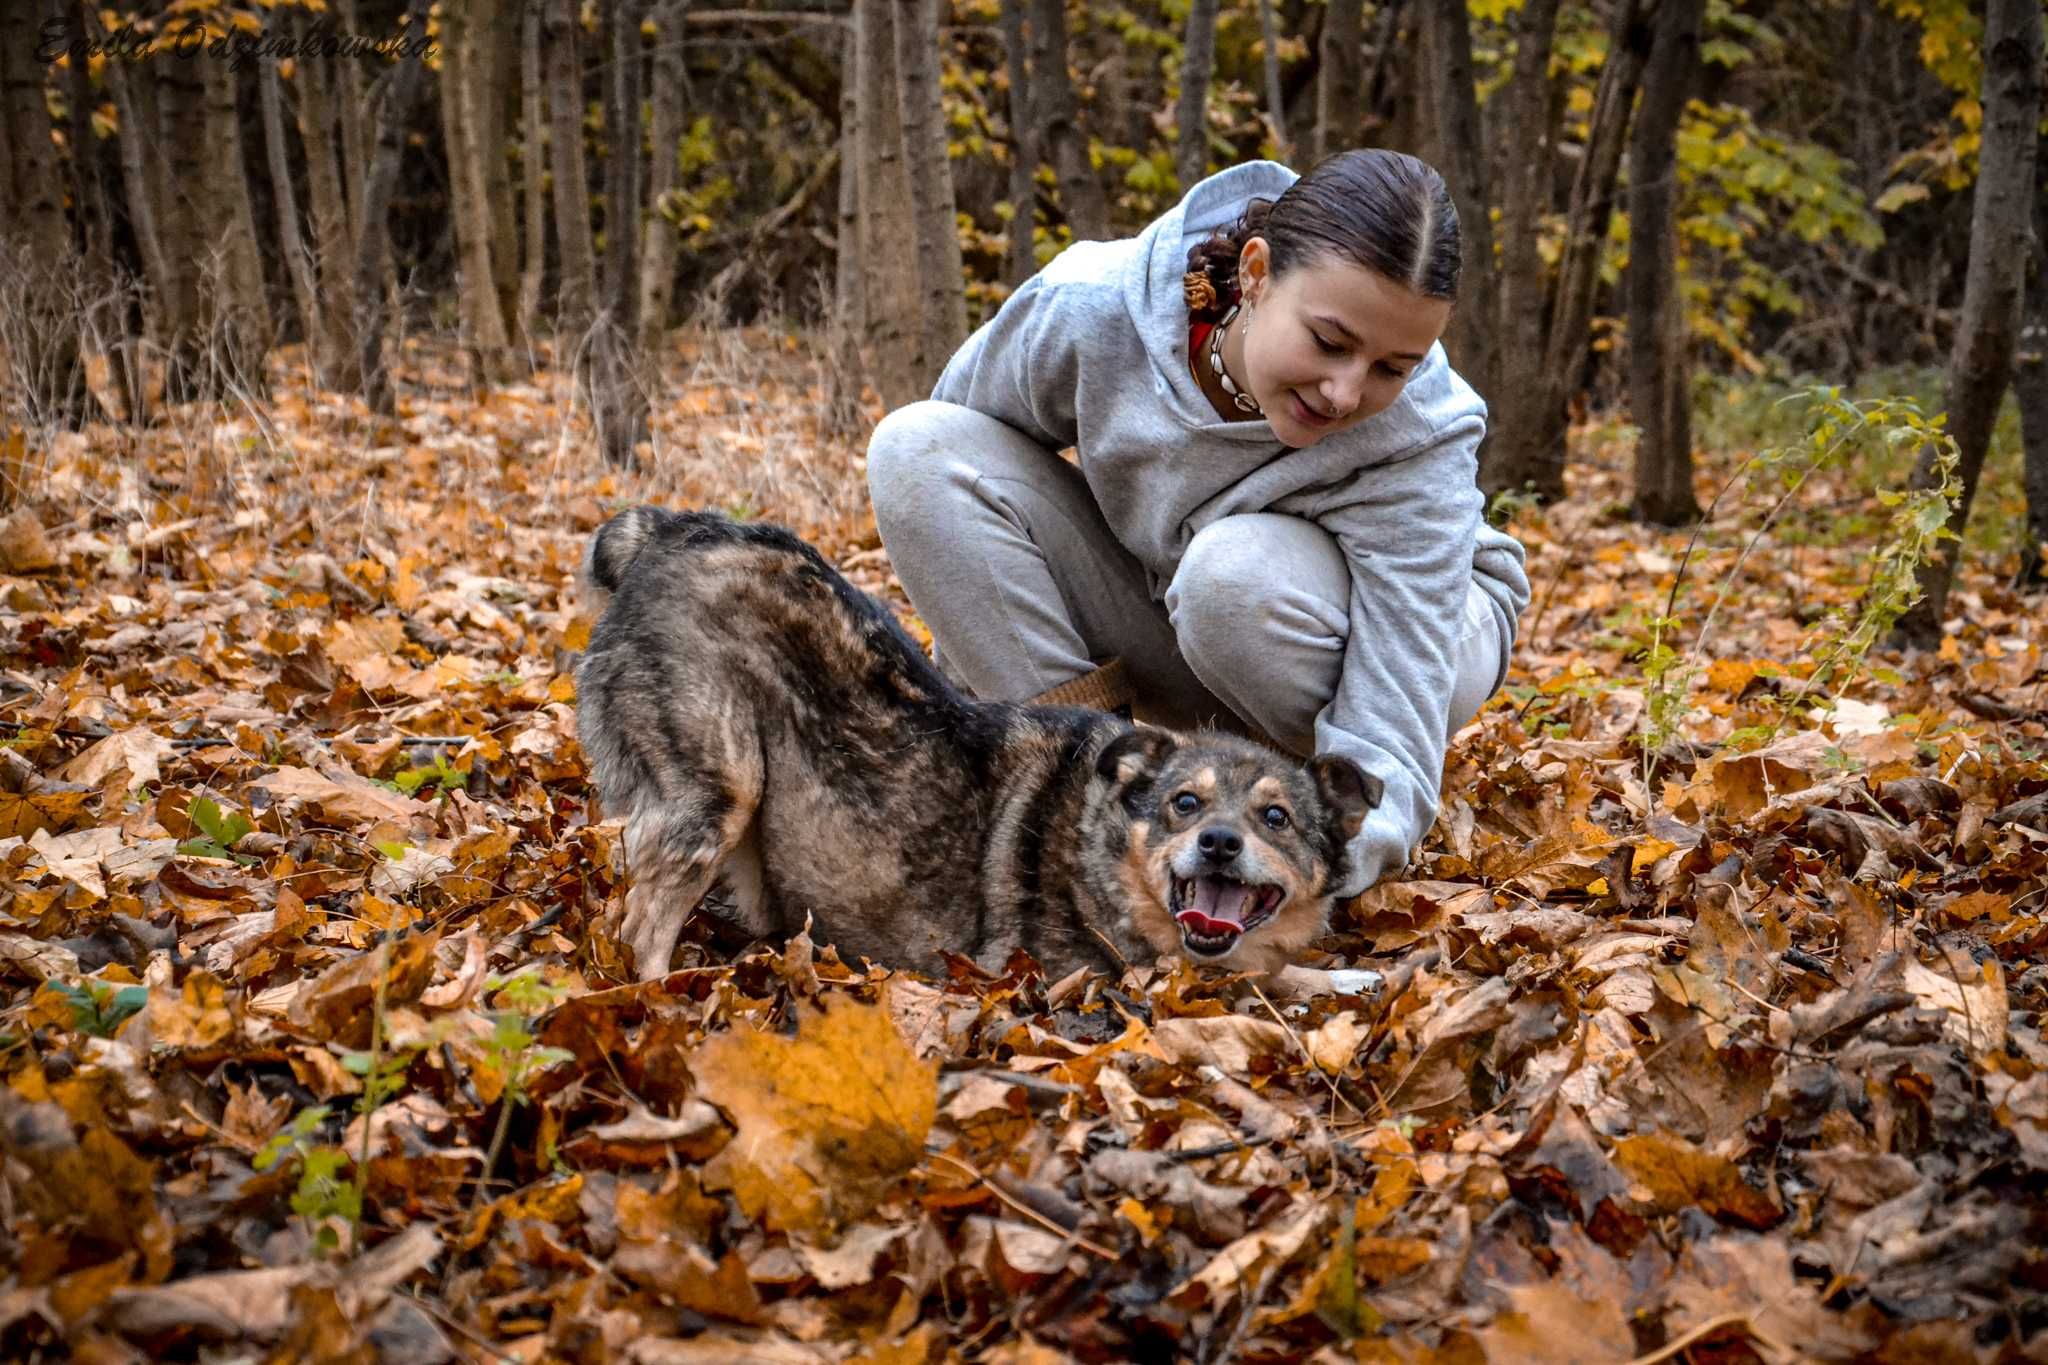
<box><xmin>2</xmin><ymin>328</ymin><xmax>2045</xmax><ymax>1363</ymax></box>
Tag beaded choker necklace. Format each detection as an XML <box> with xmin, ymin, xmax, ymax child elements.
<box><xmin>1206</xmin><ymin>304</ymin><xmax>1261</xmax><ymax>415</ymax></box>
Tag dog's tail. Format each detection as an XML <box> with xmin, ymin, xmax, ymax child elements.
<box><xmin>580</xmin><ymin>505</ymin><xmax>676</xmax><ymax>615</ymax></box>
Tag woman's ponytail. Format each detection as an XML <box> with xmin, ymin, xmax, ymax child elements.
<box><xmin>1182</xmin><ymin>198</ymin><xmax>1276</xmax><ymax>323</ymax></box>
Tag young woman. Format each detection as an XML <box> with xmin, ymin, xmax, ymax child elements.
<box><xmin>865</xmin><ymin>150</ymin><xmax>1530</xmax><ymax>899</ymax></box>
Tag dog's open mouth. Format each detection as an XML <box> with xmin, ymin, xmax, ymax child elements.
<box><xmin>1171</xmin><ymin>874</ymin><xmax>1284</xmax><ymax>956</ymax></box>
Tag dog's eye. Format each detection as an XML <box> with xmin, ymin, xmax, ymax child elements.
<box><xmin>1172</xmin><ymin>793</ymin><xmax>1199</xmax><ymax>815</ymax></box>
<box><xmin>1263</xmin><ymin>806</ymin><xmax>1290</xmax><ymax>830</ymax></box>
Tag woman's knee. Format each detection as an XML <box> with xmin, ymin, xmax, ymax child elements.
<box><xmin>1167</xmin><ymin>515</ymin><xmax>1349</xmax><ymax>667</ymax></box>
<box><xmin>866</xmin><ymin>401</ymin><xmax>973</xmax><ymax>526</ymax></box>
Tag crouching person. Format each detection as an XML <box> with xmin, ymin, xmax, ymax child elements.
<box><xmin>867</xmin><ymin>149</ymin><xmax>1530</xmax><ymax>902</ymax></box>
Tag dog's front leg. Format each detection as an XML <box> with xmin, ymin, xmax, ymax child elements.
<box><xmin>1264</xmin><ymin>962</ymin><xmax>1384</xmax><ymax>1002</ymax></box>
<box><xmin>619</xmin><ymin>806</ymin><xmax>742</xmax><ymax>981</ymax></box>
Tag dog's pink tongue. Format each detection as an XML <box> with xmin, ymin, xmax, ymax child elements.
<box><xmin>1176</xmin><ymin>877</ymin><xmax>1257</xmax><ymax>936</ymax></box>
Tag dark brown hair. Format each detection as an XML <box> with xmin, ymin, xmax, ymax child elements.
<box><xmin>1183</xmin><ymin>150</ymin><xmax>1461</xmax><ymax>323</ymax></box>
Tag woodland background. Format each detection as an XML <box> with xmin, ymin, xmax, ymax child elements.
<box><xmin>3</xmin><ymin>0</ymin><xmax>2048</xmax><ymax>1361</ymax></box>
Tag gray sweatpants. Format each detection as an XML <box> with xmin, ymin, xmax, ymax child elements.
<box><xmin>866</xmin><ymin>400</ymin><xmax>1508</xmax><ymax>758</ymax></box>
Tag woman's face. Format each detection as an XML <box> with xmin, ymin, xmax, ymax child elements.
<box><xmin>1234</xmin><ymin>237</ymin><xmax>1453</xmax><ymax>448</ymax></box>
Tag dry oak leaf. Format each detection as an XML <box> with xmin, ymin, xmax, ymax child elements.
<box><xmin>1175</xmin><ymin>1198</ymin><xmax>1329</xmax><ymax>1310</ymax></box>
<box><xmin>61</xmin><ymin>728</ymin><xmax>177</xmax><ymax>790</ymax></box>
<box><xmin>0</xmin><ymin>930</ymin><xmax>82</xmax><ymax>982</ymax></box>
<box><xmin>0</xmin><ymin>1094</ymin><xmax>174</xmax><ymax>1280</ymax></box>
<box><xmin>1150</xmin><ymin>1014</ymin><xmax>1292</xmax><ymax>1076</ymax></box>
<box><xmin>0</xmin><ymin>505</ymin><xmax>57</xmax><ymax>572</ymax></box>
<box><xmin>1666</xmin><ymin>1233</ymin><xmax>1875</xmax><ymax>1363</ymax></box>
<box><xmin>286</xmin><ymin>933</ymin><xmax>440</xmax><ymax>1047</ymax></box>
<box><xmin>144</xmin><ymin>969</ymin><xmax>239</xmax><ymax>1050</ymax></box>
<box><xmin>1901</xmin><ymin>953</ymin><xmax>2007</xmax><ymax>1058</ymax></box>
<box><xmin>694</xmin><ymin>995</ymin><xmax>937</xmax><ymax>1238</ymax></box>
<box><xmin>1610</xmin><ymin>1130</ymin><xmax>1781</xmax><ymax>1229</ymax></box>
<box><xmin>252</xmin><ymin>764</ymin><xmax>421</xmax><ymax>827</ymax></box>
<box><xmin>101</xmin><ymin>1266</ymin><xmax>309</xmax><ymax>1343</ymax></box>
<box><xmin>1476</xmin><ymin>1278</ymin><xmax>1636</xmax><ymax>1363</ymax></box>
<box><xmin>25</xmin><ymin>825</ymin><xmax>125</xmax><ymax>902</ymax></box>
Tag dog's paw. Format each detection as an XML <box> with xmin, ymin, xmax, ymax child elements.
<box><xmin>1267</xmin><ymin>963</ymin><xmax>1383</xmax><ymax>1002</ymax></box>
<box><xmin>620</xmin><ymin>896</ymin><xmax>691</xmax><ymax>982</ymax></box>
<box><xmin>1324</xmin><ymin>968</ymin><xmax>1383</xmax><ymax>996</ymax></box>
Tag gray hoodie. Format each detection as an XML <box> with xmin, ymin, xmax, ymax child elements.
<box><xmin>931</xmin><ymin>161</ymin><xmax>1531</xmax><ymax>896</ymax></box>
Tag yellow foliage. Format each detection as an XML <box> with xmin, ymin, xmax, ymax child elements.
<box><xmin>696</xmin><ymin>996</ymin><xmax>938</xmax><ymax>1238</ymax></box>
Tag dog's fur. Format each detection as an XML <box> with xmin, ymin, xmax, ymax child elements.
<box><xmin>574</xmin><ymin>507</ymin><xmax>1383</xmax><ymax>985</ymax></box>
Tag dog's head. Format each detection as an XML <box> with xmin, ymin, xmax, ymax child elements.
<box><xmin>1089</xmin><ymin>727</ymin><xmax>1382</xmax><ymax>973</ymax></box>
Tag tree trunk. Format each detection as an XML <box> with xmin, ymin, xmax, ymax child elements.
<box><xmin>826</xmin><ymin>22</ymin><xmax>870</xmax><ymax>436</ymax></box>
<box><xmin>1483</xmin><ymin>0</ymin><xmax>1646</xmax><ymax>502</ymax></box>
<box><xmin>855</xmin><ymin>0</ymin><xmax>924</xmax><ymax>409</ymax></box>
<box><xmin>354</xmin><ymin>0</ymin><xmax>433</xmax><ymax>416</ymax></box>
<box><xmin>547</xmin><ymin>0</ymin><xmax>600</xmax><ymax>353</ymax></box>
<box><xmin>895</xmin><ymin>0</ymin><xmax>969</xmax><ymax>395</ymax></box>
<box><xmin>520</xmin><ymin>0</ymin><xmax>549</xmax><ymax>349</ymax></box>
<box><xmin>206</xmin><ymin>60</ymin><xmax>273</xmax><ymax>385</ymax></box>
<box><xmin>2015</xmin><ymin>274</ymin><xmax>2047</xmax><ymax>590</ymax></box>
<box><xmin>66</xmin><ymin>45</ymin><xmax>135</xmax><ymax>425</ymax></box>
<box><xmin>592</xmin><ymin>0</ymin><xmax>649</xmax><ymax>467</ymax></box>
<box><xmin>102</xmin><ymin>56</ymin><xmax>174</xmax><ymax>400</ymax></box>
<box><xmin>1364</xmin><ymin>0</ymin><xmax>1410</xmax><ymax>149</ymax></box>
<box><xmin>0</xmin><ymin>67</ymin><xmax>15</xmax><ymax>250</ymax></box>
<box><xmin>0</xmin><ymin>0</ymin><xmax>87</xmax><ymax>424</ymax></box>
<box><xmin>639</xmin><ymin>0</ymin><xmax>690</xmax><ymax>349</ymax></box>
<box><xmin>1175</xmin><ymin>0</ymin><xmax>1221</xmax><ymax>193</ymax></box>
<box><xmin>481</xmin><ymin>0</ymin><xmax>526</xmax><ymax>350</ymax></box>
<box><xmin>2015</xmin><ymin>190</ymin><xmax>2048</xmax><ymax>591</ymax></box>
<box><xmin>1409</xmin><ymin>4</ymin><xmax>1444</xmax><ymax>172</ymax></box>
<box><xmin>1256</xmin><ymin>0</ymin><xmax>1290</xmax><ymax>163</ymax></box>
<box><xmin>1424</xmin><ymin>0</ymin><xmax>1494</xmax><ymax>403</ymax></box>
<box><xmin>1891</xmin><ymin>0</ymin><xmax>2043</xmax><ymax>645</ymax></box>
<box><xmin>440</xmin><ymin>0</ymin><xmax>515</xmax><ymax>386</ymax></box>
<box><xmin>262</xmin><ymin>57</ymin><xmax>326</xmax><ymax>382</ymax></box>
<box><xmin>1000</xmin><ymin>0</ymin><xmax>1041</xmax><ymax>280</ymax></box>
<box><xmin>1627</xmin><ymin>0</ymin><xmax>1705</xmax><ymax>527</ymax></box>
<box><xmin>1376</xmin><ymin>1</ymin><xmax>1425</xmax><ymax>153</ymax></box>
<box><xmin>1314</xmin><ymin>0</ymin><xmax>1362</xmax><ymax>166</ymax></box>
<box><xmin>1026</xmin><ymin>0</ymin><xmax>1109</xmax><ymax>240</ymax></box>
<box><xmin>156</xmin><ymin>40</ymin><xmax>214</xmax><ymax>399</ymax></box>
<box><xmin>297</xmin><ymin>12</ymin><xmax>359</xmax><ymax>383</ymax></box>
<box><xmin>0</xmin><ymin>3</ymin><xmax>67</xmax><ymax>267</ymax></box>
<box><xmin>1500</xmin><ymin>0</ymin><xmax>1562</xmax><ymax>355</ymax></box>
<box><xmin>335</xmin><ymin>0</ymin><xmax>373</xmax><ymax>239</ymax></box>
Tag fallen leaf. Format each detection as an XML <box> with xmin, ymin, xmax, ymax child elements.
<box><xmin>61</xmin><ymin>729</ymin><xmax>177</xmax><ymax>790</ymax></box>
<box><xmin>1151</xmin><ymin>1014</ymin><xmax>1292</xmax><ymax>1076</ymax></box>
<box><xmin>695</xmin><ymin>995</ymin><xmax>937</xmax><ymax>1237</ymax></box>
<box><xmin>1611</xmin><ymin>1130</ymin><xmax>1781</xmax><ymax>1228</ymax></box>
<box><xmin>253</xmin><ymin>765</ymin><xmax>421</xmax><ymax>827</ymax></box>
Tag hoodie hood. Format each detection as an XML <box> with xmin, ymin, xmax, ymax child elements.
<box><xmin>1124</xmin><ymin>162</ymin><xmax>1302</xmax><ymax>437</ymax></box>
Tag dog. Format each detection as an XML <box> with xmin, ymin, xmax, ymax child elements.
<box><xmin>574</xmin><ymin>506</ymin><xmax>1384</xmax><ymax>992</ymax></box>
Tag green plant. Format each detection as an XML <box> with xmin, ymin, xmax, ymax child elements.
<box><xmin>1760</xmin><ymin>395</ymin><xmax>1961</xmax><ymax>740</ymax></box>
<box><xmin>343</xmin><ymin>941</ymin><xmax>406</xmax><ymax>1221</ymax></box>
<box><xmin>1636</xmin><ymin>385</ymin><xmax>1962</xmax><ymax>791</ymax></box>
<box><xmin>470</xmin><ymin>968</ymin><xmax>576</xmax><ymax>1208</ymax></box>
<box><xmin>340</xmin><ymin>1041</ymin><xmax>417</xmax><ymax>1114</ymax></box>
<box><xmin>254</xmin><ymin>1106</ymin><xmax>361</xmax><ymax>1253</ymax></box>
<box><xmin>1638</xmin><ymin>606</ymin><xmax>1698</xmax><ymax>777</ymax></box>
<box><xmin>392</xmin><ymin>754</ymin><xmax>465</xmax><ymax>799</ymax></box>
<box><xmin>48</xmin><ymin>978</ymin><xmax>149</xmax><ymax>1038</ymax></box>
<box><xmin>1487</xmin><ymin>483</ymin><xmax>1544</xmax><ymax>531</ymax></box>
<box><xmin>178</xmin><ymin>796</ymin><xmax>257</xmax><ymax>864</ymax></box>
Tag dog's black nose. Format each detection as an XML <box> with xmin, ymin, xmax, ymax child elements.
<box><xmin>1198</xmin><ymin>826</ymin><xmax>1242</xmax><ymax>863</ymax></box>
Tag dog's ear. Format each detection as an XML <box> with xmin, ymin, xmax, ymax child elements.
<box><xmin>1094</xmin><ymin>726</ymin><xmax>1177</xmax><ymax>809</ymax></box>
<box><xmin>1308</xmin><ymin>755</ymin><xmax>1382</xmax><ymax>843</ymax></box>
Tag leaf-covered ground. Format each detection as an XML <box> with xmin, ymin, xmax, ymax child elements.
<box><xmin>2</xmin><ymin>334</ymin><xmax>2046</xmax><ymax>1363</ymax></box>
